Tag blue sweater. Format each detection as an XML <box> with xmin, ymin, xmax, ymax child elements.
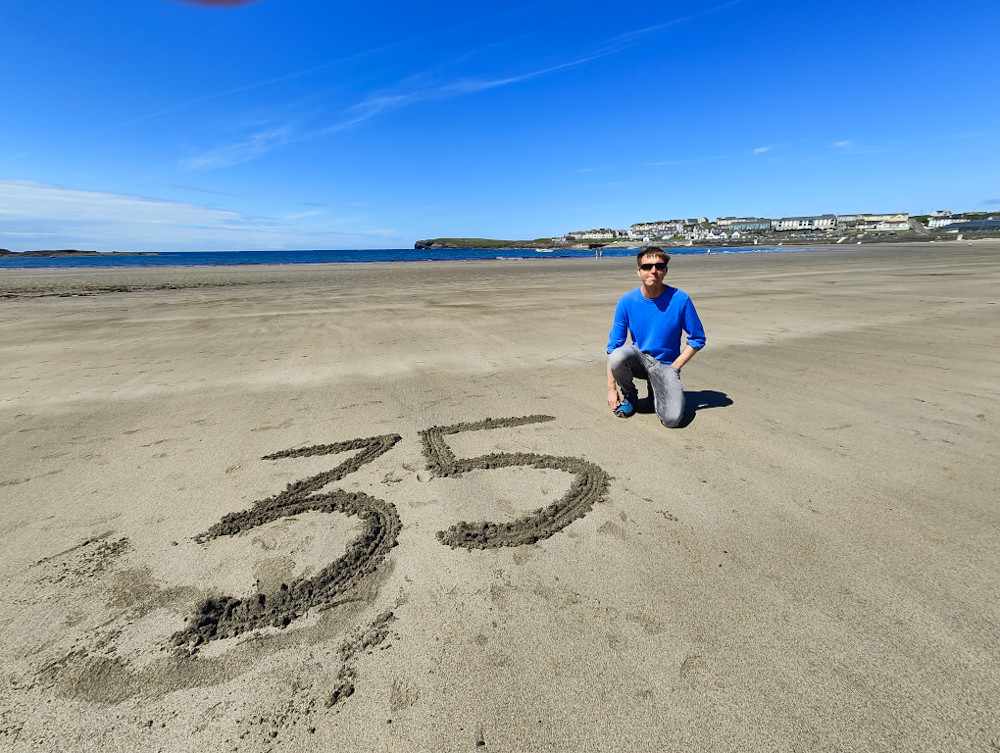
<box><xmin>607</xmin><ymin>286</ymin><xmax>706</xmax><ymax>364</ymax></box>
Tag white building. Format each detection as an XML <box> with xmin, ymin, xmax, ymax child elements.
<box><xmin>731</xmin><ymin>218</ymin><xmax>772</xmax><ymax>233</ymax></box>
<box><xmin>836</xmin><ymin>213</ymin><xmax>909</xmax><ymax>230</ymax></box>
<box><xmin>565</xmin><ymin>228</ymin><xmax>625</xmax><ymax>240</ymax></box>
<box><xmin>862</xmin><ymin>213</ymin><xmax>908</xmax><ymax>225</ymax></box>
<box><xmin>627</xmin><ymin>220</ymin><xmax>685</xmax><ymax>239</ymax></box>
<box><xmin>929</xmin><ymin>215</ymin><xmax>970</xmax><ymax>228</ymax></box>
<box><xmin>772</xmin><ymin>215</ymin><xmax>837</xmax><ymax>232</ymax></box>
<box><xmin>716</xmin><ymin>216</ymin><xmax>765</xmax><ymax>228</ymax></box>
<box><xmin>875</xmin><ymin>220</ymin><xmax>910</xmax><ymax>231</ymax></box>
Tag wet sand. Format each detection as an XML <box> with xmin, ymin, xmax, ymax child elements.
<box><xmin>2</xmin><ymin>241</ymin><xmax>999</xmax><ymax>751</ymax></box>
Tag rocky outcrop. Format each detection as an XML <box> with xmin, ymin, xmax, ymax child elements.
<box><xmin>0</xmin><ymin>249</ymin><xmax>103</xmax><ymax>257</ymax></box>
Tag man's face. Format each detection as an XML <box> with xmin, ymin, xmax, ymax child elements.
<box><xmin>637</xmin><ymin>255</ymin><xmax>667</xmax><ymax>286</ymax></box>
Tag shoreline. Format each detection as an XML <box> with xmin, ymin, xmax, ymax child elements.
<box><xmin>3</xmin><ymin>240</ymin><xmax>997</xmax><ymax>299</ymax></box>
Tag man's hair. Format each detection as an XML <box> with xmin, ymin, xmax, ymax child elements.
<box><xmin>637</xmin><ymin>247</ymin><xmax>669</xmax><ymax>266</ymax></box>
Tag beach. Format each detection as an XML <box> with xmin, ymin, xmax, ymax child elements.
<box><xmin>2</xmin><ymin>241</ymin><xmax>998</xmax><ymax>752</ymax></box>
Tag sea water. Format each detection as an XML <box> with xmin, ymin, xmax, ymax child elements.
<box><xmin>0</xmin><ymin>246</ymin><xmax>812</xmax><ymax>270</ymax></box>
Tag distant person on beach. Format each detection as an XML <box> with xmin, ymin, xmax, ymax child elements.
<box><xmin>606</xmin><ymin>247</ymin><xmax>706</xmax><ymax>427</ymax></box>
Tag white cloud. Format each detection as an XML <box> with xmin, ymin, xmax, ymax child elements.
<box><xmin>753</xmin><ymin>146</ymin><xmax>770</xmax><ymax>154</ymax></box>
<box><xmin>0</xmin><ymin>179</ymin><xmax>400</xmax><ymax>252</ymax></box>
<box><xmin>0</xmin><ymin>179</ymin><xmax>244</xmax><ymax>225</ymax></box>
<box><xmin>834</xmin><ymin>140</ymin><xmax>852</xmax><ymax>148</ymax></box>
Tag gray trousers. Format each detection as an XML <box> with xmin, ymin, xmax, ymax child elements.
<box><xmin>608</xmin><ymin>345</ymin><xmax>685</xmax><ymax>428</ymax></box>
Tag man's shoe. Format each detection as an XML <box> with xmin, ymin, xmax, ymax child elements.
<box><xmin>614</xmin><ymin>391</ymin><xmax>638</xmax><ymax>418</ymax></box>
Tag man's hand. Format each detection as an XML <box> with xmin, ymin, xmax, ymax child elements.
<box><xmin>606</xmin><ymin>386</ymin><xmax>620</xmax><ymax>410</ymax></box>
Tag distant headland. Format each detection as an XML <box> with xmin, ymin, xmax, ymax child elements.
<box><xmin>414</xmin><ymin>238</ymin><xmax>574</xmax><ymax>250</ymax></box>
<box><xmin>0</xmin><ymin>249</ymin><xmax>154</xmax><ymax>257</ymax></box>
<box><xmin>1</xmin><ymin>249</ymin><xmax>104</xmax><ymax>257</ymax></box>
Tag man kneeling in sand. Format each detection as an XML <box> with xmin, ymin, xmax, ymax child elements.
<box><xmin>606</xmin><ymin>248</ymin><xmax>706</xmax><ymax>427</ymax></box>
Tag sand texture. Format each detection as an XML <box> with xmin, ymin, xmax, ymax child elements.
<box><xmin>2</xmin><ymin>242</ymin><xmax>999</xmax><ymax>751</ymax></box>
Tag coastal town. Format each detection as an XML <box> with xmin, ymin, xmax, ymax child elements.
<box><xmin>563</xmin><ymin>209</ymin><xmax>1000</xmax><ymax>244</ymax></box>
<box><xmin>414</xmin><ymin>209</ymin><xmax>1000</xmax><ymax>249</ymax></box>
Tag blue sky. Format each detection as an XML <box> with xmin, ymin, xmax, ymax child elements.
<box><xmin>2</xmin><ymin>0</ymin><xmax>998</xmax><ymax>252</ymax></box>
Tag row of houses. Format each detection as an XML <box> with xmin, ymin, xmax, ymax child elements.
<box><xmin>926</xmin><ymin>212</ymin><xmax>999</xmax><ymax>229</ymax></box>
<box><xmin>563</xmin><ymin>228</ymin><xmax>624</xmax><ymax>240</ymax></box>
<box><xmin>566</xmin><ymin>212</ymin><xmax>912</xmax><ymax>242</ymax></box>
<box><xmin>715</xmin><ymin>213</ymin><xmax>912</xmax><ymax>233</ymax></box>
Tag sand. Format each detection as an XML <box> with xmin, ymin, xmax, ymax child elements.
<box><xmin>1</xmin><ymin>241</ymin><xmax>998</xmax><ymax>752</ymax></box>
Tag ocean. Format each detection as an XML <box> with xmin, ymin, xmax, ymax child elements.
<box><xmin>0</xmin><ymin>245</ymin><xmax>812</xmax><ymax>270</ymax></box>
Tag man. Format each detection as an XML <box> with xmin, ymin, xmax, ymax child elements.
<box><xmin>606</xmin><ymin>247</ymin><xmax>706</xmax><ymax>427</ymax></box>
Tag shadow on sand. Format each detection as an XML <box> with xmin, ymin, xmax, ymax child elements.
<box><xmin>635</xmin><ymin>389</ymin><xmax>733</xmax><ymax>427</ymax></box>
<box><xmin>679</xmin><ymin>389</ymin><xmax>733</xmax><ymax>427</ymax></box>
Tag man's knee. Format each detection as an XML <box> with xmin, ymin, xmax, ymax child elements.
<box><xmin>607</xmin><ymin>345</ymin><xmax>634</xmax><ymax>372</ymax></box>
<box><xmin>658</xmin><ymin>408</ymin><xmax>683</xmax><ymax>428</ymax></box>
<box><xmin>654</xmin><ymin>370</ymin><xmax>685</xmax><ymax>428</ymax></box>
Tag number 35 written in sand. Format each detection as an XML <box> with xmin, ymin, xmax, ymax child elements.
<box><xmin>172</xmin><ymin>415</ymin><xmax>610</xmax><ymax>648</ymax></box>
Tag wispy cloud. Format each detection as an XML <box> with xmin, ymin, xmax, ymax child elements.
<box><xmin>315</xmin><ymin>49</ymin><xmax>620</xmax><ymax>137</ymax></box>
<box><xmin>85</xmin><ymin>5</ymin><xmax>557</xmax><ymax>143</ymax></box>
<box><xmin>646</xmin><ymin>155</ymin><xmax>729</xmax><ymax>167</ymax></box>
<box><xmin>598</xmin><ymin>1</ymin><xmax>741</xmax><ymax>50</ymax></box>
<box><xmin>0</xmin><ymin>179</ymin><xmax>245</xmax><ymax>225</ymax></box>
<box><xmin>830</xmin><ymin>139</ymin><xmax>886</xmax><ymax>155</ymax></box>
<box><xmin>281</xmin><ymin>209</ymin><xmax>327</xmax><ymax>221</ymax></box>
<box><xmin>89</xmin><ymin>46</ymin><xmax>400</xmax><ymax>139</ymax></box>
<box><xmin>169</xmin><ymin>184</ymin><xmax>242</xmax><ymax>198</ymax></box>
<box><xmin>183</xmin><ymin>1</ymin><xmax>743</xmax><ymax>170</ymax></box>
<box><xmin>753</xmin><ymin>140</ymin><xmax>796</xmax><ymax>155</ymax></box>
<box><xmin>949</xmin><ymin>129</ymin><xmax>1000</xmax><ymax>140</ymax></box>
<box><xmin>181</xmin><ymin>124</ymin><xmax>299</xmax><ymax>170</ymax></box>
<box><xmin>0</xmin><ymin>179</ymin><xmax>397</xmax><ymax>251</ymax></box>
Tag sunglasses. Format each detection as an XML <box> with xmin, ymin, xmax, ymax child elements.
<box><xmin>638</xmin><ymin>262</ymin><xmax>667</xmax><ymax>271</ymax></box>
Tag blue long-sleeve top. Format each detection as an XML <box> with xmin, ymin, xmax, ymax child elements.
<box><xmin>607</xmin><ymin>286</ymin><xmax>706</xmax><ymax>364</ymax></box>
